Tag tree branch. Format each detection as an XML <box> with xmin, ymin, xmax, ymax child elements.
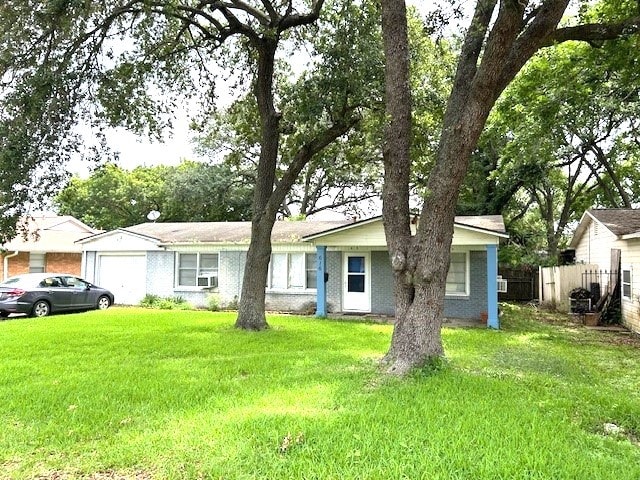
<box><xmin>278</xmin><ymin>0</ymin><xmax>325</xmax><ymax>30</ymax></box>
<box><xmin>451</xmin><ymin>0</ymin><xmax>497</xmax><ymax>96</ymax></box>
<box><xmin>268</xmin><ymin>115</ymin><xmax>360</xmax><ymax>217</ymax></box>
<box><xmin>544</xmin><ymin>16</ymin><xmax>640</xmax><ymax>46</ymax></box>
<box><xmin>498</xmin><ymin>0</ymin><xmax>570</xmax><ymax>93</ymax></box>
<box><xmin>229</xmin><ymin>0</ymin><xmax>270</xmax><ymax>25</ymax></box>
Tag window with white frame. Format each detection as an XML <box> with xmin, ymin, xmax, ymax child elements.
<box><xmin>177</xmin><ymin>253</ymin><xmax>219</xmax><ymax>288</ymax></box>
<box><xmin>446</xmin><ymin>252</ymin><xmax>468</xmax><ymax>295</ymax></box>
<box><xmin>269</xmin><ymin>252</ymin><xmax>317</xmax><ymax>290</ymax></box>
<box><xmin>622</xmin><ymin>266</ymin><xmax>632</xmax><ymax>299</ymax></box>
<box><xmin>29</xmin><ymin>253</ymin><xmax>45</xmax><ymax>273</ymax></box>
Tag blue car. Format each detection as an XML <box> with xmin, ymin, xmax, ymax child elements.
<box><xmin>0</xmin><ymin>273</ymin><xmax>114</xmax><ymax>318</ymax></box>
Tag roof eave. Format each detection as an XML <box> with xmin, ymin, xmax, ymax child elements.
<box><xmin>569</xmin><ymin>210</ymin><xmax>597</xmax><ymax>249</ymax></box>
<box><xmin>621</xmin><ymin>232</ymin><xmax>640</xmax><ymax>240</ymax></box>
<box><xmin>303</xmin><ymin>217</ymin><xmax>508</xmax><ymax>242</ymax></box>
<box><xmin>75</xmin><ymin>228</ymin><xmax>162</xmax><ymax>244</ymax></box>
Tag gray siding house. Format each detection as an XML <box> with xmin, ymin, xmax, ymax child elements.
<box><xmin>78</xmin><ymin>216</ymin><xmax>507</xmax><ymax>325</ymax></box>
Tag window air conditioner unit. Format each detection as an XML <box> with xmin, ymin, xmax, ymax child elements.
<box><xmin>197</xmin><ymin>276</ymin><xmax>218</xmax><ymax>288</ymax></box>
<box><xmin>497</xmin><ymin>275</ymin><xmax>508</xmax><ymax>293</ymax></box>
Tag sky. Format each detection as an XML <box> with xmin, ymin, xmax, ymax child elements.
<box><xmin>70</xmin><ymin>0</ymin><xmax>455</xmax><ymax>178</ymax></box>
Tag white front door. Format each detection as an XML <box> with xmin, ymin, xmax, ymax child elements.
<box><xmin>98</xmin><ymin>254</ymin><xmax>147</xmax><ymax>305</ymax></box>
<box><xmin>343</xmin><ymin>252</ymin><xmax>371</xmax><ymax>312</ymax></box>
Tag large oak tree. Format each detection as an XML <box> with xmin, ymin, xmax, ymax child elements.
<box><xmin>0</xmin><ymin>1</ymin><xmax>368</xmax><ymax>330</ymax></box>
<box><xmin>380</xmin><ymin>0</ymin><xmax>640</xmax><ymax>374</ymax></box>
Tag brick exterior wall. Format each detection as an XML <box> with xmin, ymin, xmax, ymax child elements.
<box><xmin>75</xmin><ymin>246</ymin><xmax>488</xmax><ymax>318</ymax></box>
<box><xmin>1</xmin><ymin>252</ymin><xmax>29</xmax><ymax>278</ymax></box>
<box><xmin>1</xmin><ymin>252</ymin><xmax>81</xmax><ymax>279</ymax></box>
<box><xmin>368</xmin><ymin>249</ymin><xmax>488</xmax><ymax>320</ymax></box>
<box><xmin>46</xmin><ymin>253</ymin><xmax>82</xmax><ymax>275</ymax></box>
<box><xmin>145</xmin><ymin>250</ymin><xmax>247</xmax><ymax>310</ymax></box>
<box><xmin>371</xmin><ymin>251</ymin><xmax>395</xmax><ymax>315</ymax></box>
<box><xmin>146</xmin><ymin>251</ymin><xmax>176</xmax><ymax>298</ymax></box>
<box><xmin>444</xmin><ymin>251</ymin><xmax>487</xmax><ymax>320</ymax></box>
<box><xmin>264</xmin><ymin>292</ymin><xmax>317</xmax><ymax>313</ymax></box>
<box><xmin>218</xmin><ymin>251</ymin><xmax>245</xmax><ymax>304</ymax></box>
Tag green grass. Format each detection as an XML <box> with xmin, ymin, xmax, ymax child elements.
<box><xmin>1</xmin><ymin>304</ymin><xmax>639</xmax><ymax>479</ymax></box>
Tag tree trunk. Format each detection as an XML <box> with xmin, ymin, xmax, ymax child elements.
<box><xmin>236</xmin><ymin>214</ymin><xmax>277</xmax><ymax>330</ymax></box>
<box><xmin>235</xmin><ymin>39</ymin><xmax>280</xmax><ymax>330</ymax></box>
<box><xmin>235</xmin><ymin>34</ymin><xmax>359</xmax><ymax>329</ymax></box>
<box><xmin>380</xmin><ymin>0</ymin><xmax>571</xmax><ymax>374</ymax></box>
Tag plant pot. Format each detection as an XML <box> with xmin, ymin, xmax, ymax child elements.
<box><xmin>584</xmin><ymin>312</ymin><xmax>600</xmax><ymax>326</ymax></box>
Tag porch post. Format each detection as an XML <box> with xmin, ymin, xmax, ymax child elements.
<box><xmin>486</xmin><ymin>243</ymin><xmax>499</xmax><ymax>329</ymax></box>
<box><xmin>316</xmin><ymin>245</ymin><xmax>327</xmax><ymax>318</ymax></box>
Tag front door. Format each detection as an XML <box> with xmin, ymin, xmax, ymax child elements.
<box><xmin>343</xmin><ymin>253</ymin><xmax>371</xmax><ymax>312</ymax></box>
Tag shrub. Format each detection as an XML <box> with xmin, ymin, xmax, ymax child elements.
<box><xmin>139</xmin><ymin>294</ymin><xmax>161</xmax><ymax>308</ymax></box>
<box><xmin>206</xmin><ymin>294</ymin><xmax>221</xmax><ymax>312</ymax></box>
<box><xmin>139</xmin><ymin>295</ymin><xmax>192</xmax><ymax>310</ymax></box>
<box><xmin>226</xmin><ymin>295</ymin><xmax>239</xmax><ymax>311</ymax></box>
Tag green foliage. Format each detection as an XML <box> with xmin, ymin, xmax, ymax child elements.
<box><xmin>206</xmin><ymin>293</ymin><xmax>221</xmax><ymax>312</ymax></box>
<box><xmin>461</xmin><ymin>21</ymin><xmax>640</xmax><ymax>262</ymax></box>
<box><xmin>139</xmin><ymin>294</ymin><xmax>161</xmax><ymax>307</ymax></box>
<box><xmin>195</xmin><ymin>0</ymin><xmax>388</xmax><ymax>217</ymax></box>
<box><xmin>139</xmin><ymin>294</ymin><xmax>191</xmax><ymax>310</ymax></box>
<box><xmin>0</xmin><ymin>307</ymin><xmax>639</xmax><ymax>478</ymax></box>
<box><xmin>162</xmin><ymin>161</ymin><xmax>253</xmax><ymax>223</ymax></box>
<box><xmin>194</xmin><ymin>4</ymin><xmax>456</xmax><ymax>217</ymax></box>
<box><xmin>0</xmin><ymin>0</ymin><xmax>204</xmax><ymax>240</ymax></box>
<box><xmin>54</xmin><ymin>160</ymin><xmax>253</xmax><ymax>229</ymax></box>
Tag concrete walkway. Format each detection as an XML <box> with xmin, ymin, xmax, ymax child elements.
<box><xmin>327</xmin><ymin>313</ymin><xmax>485</xmax><ymax>328</ymax></box>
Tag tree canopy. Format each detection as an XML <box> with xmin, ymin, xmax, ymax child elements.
<box><xmin>54</xmin><ymin>161</ymin><xmax>253</xmax><ymax>229</ymax></box>
<box><xmin>459</xmin><ymin>25</ymin><xmax>640</xmax><ymax>265</ymax></box>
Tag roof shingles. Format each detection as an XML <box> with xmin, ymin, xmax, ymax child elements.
<box><xmin>123</xmin><ymin>221</ymin><xmax>352</xmax><ymax>244</ymax></box>
<box><xmin>589</xmin><ymin>209</ymin><xmax>640</xmax><ymax>236</ymax></box>
<box><xmin>121</xmin><ymin>215</ymin><xmax>506</xmax><ymax>245</ymax></box>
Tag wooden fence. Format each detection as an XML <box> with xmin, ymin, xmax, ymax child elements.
<box><xmin>498</xmin><ymin>267</ymin><xmax>539</xmax><ymax>302</ymax></box>
<box><xmin>539</xmin><ymin>264</ymin><xmax>599</xmax><ymax>312</ymax></box>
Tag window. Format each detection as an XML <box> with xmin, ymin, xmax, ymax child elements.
<box><xmin>63</xmin><ymin>276</ymin><xmax>90</xmax><ymax>289</ymax></box>
<box><xmin>197</xmin><ymin>254</ymin><xmax>219</xmax><ymax>287</ymax></box>
<box><xmin>29</xmin><ymin>253</ymin><xmax>45</xmax><ymax>273</ymax></box>
<box><xmin>177</xmin><ymin>253</ymin><xmax>219</xmax><ymax>288</ymax></box>
<box><xmin>622</xmin><ymin>267</ymin><xmax>632</xmax><ymax>299</ymax></box>
<box><xmin>347</xmin><ymin>256</ymin><xmax>366</xmax><ymax>293</ymax></box>
<box><xmin>446</xmin><ymin>252</ymin><xmax>468</xmax><ymax>295</ymax></box>
<box><xmin>306</xmin><ymin>254</ymin><xmax>317</xmax><ymax>290</ymax></box>
<box><xmin>269</xmin><ymin>252</ymin><xmax>317</xmax><ymax>290</ymax></box>
<box><xmin>38</xmin><ymin>276</ymin><xmax>64</xmax><ymax>288</ymax></box>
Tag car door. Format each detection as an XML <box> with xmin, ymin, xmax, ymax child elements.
<box><xmin>62</xmin><ymin>276</ymin><xmax>92</xmax><ymax>309</ymax></box>
<box><xmin>38</xmin><ymin>276</ymin><xmax>74</xmax><ymax>311</ymax></box>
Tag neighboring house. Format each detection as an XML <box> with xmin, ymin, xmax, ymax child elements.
<box><xmin>78</xmin><ymin>216</ymin><xmax>507</xmax><ymax>325</ymax></box>
<box><xmin>1</xmin><ymin>215</ymin><xmax>99</xmax><ymax>281</ymax></box>
<box><xmin>570</xmin><ymin>208</ymin><xmax>640</xmax><ymax>334</ymax></box>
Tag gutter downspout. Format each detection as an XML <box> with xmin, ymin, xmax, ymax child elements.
<box><xmin>3</xmin><ymin>251</ymin><xmax>19</xmax><ymax>281</ymax></box>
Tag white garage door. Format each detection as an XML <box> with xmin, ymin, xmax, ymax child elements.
<box><xmin>98</xmin><ymin>255</ymin><xmax>147</xmax><ymax>305</ymax></box>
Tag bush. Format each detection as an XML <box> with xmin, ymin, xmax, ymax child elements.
<box><xmin>139</xmin><ymin>294</ymin><xmax>161</xmax><ymax>308</ymax></box>
<box><xmin>226</xmin><ymin>295</ymin><xmax>239</xmax><ymax>311</ymax></box>
<box><xmin>206</xmin><ymin>294</ymin><xmax>221</xmax><ymax>312</ymax></box>
<box><xmin>139</xmin><ymin>295</ymin><xmax>192</xmax><ymax>310</ymax></box>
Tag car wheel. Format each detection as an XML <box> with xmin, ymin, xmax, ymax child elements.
<box><xmin>31</xmin><ymin>300</ymin><xmax>50</xmax><ymax>318</ymax></box>
<box><xmin>0</xmin><ymin>311</ymin><xmax>9</xmax><ymax>319</ymax></box>
<box><xmin>97</xmin><ymin>295</ymin><xmax>111</xmax><ymax>310</ymax></box>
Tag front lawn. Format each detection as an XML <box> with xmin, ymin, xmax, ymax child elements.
<box><xmin>1</xmin><ymin>305</ymin><xmax>639</xmax><ymax>479</ymax></box>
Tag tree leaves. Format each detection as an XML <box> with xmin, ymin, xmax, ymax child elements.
<box><xmin>54</xmin><ymin>161</ymin><xmax>253</xmax><ymax>229</ymax></box>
